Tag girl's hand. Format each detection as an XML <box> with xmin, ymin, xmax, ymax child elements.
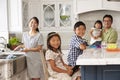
<box><xmin>67</xmin><ymin>69</ymin><xmax>73</xmax><ymax>76</ymax></box>
<box><xmin>65</xmin><ymin>65</ymin><xmax>73</xmax><ymax>70</ymax></box>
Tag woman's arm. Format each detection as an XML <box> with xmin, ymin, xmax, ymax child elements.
<box><xmin>22</xmin><ymin>45</ymin><xmax>42</xmax><ymax>52</ymax></box>
<box><xmin>14</xmin><ymin>44</ymin><xmax>25</xmax><ymax>51</ymax></box>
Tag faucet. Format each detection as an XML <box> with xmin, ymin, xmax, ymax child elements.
<box><xmin>0</xmin><ymin>37</ymin><xmax>7</xmax><ymax>52</ymax></box>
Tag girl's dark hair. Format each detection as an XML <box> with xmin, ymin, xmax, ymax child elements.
<box><xmin>74</xmin><ymin>21</ymin><xmax>86</xmax><ymax>30</ymax></box>
<box><xmin>94</xmin><ymin>20</ymin><xmax>103</xmax><ymax>29</ymax></box>
<box><xmin>47</xmin><ymin>32</ymin><xmax>61</xmax><ymax>52</ymax></box>
<box><xmin>103</xmin><ymin>14</ymin><xmax>113</xmax><ymax>23</ymax></box>
<box><xmin>29</xmin><ymin>17</ymin><xmax>39</xmax><ymax>32</ymax></box>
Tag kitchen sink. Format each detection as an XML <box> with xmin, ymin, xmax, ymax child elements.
<box><xmin>13</xmin><ymin>54</ymin><xmax>26</xmax><ymax>74</ymax></box>
<box><xmin>0</xmin><ymin>54</ymin><xmax>22</xmax><ymax>59</ymax></box>
<box><xmin>0</xmin><ymin>54</ymin><xmax>27</xmax><ymax>75</ymax></box>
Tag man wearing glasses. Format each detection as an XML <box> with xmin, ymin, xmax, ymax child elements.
<box><xmin>102</xmin><ymin>14</ymin><xmax>118</xmax><ymax>43</ymax></box>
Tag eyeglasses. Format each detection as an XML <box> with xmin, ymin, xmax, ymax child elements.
<box><xmin>103</xmin><ymin>20</ymin><xmax>111</xmax><ymax>23</ymax></box>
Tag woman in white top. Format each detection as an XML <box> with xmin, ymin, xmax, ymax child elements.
<box><xmin>14</xmin><ymin>17</ymin><xmax>44</xmax><ymax>80</ymax></box>
<box><xmin>90</xmin><ymin>20</ymin><xmax>103</xmax><ymax>48</ymax></box>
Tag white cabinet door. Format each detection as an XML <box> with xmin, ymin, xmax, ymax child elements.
<box><xmin>103</xmin><ymin>0</ymin><xmax>120</xmax><ymax>11</ymax></box>
<box><xmin>76</xmin><ymin>0</ymin><xmax>102</xmax><ymax>14</ymax></box>
<box><xmin>76</xmin><ymin>0</ymin><xmax>120</xmax><ymax>14</ymax></box>
<box><xmin>41</xmin><ymin>1</ymin><xmax>56</xmax><ymax>28</ymax></box>
<box><xmin>0</xmin><ymin>64</ymin><xmax>4</xmax><ymax>80</ymax></box>
<box><xmin>41</xmin><ymin>1</ymin><xmax>73</xmax><ymax>30</ymax></box>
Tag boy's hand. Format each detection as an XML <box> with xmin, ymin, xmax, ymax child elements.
<box><xmin>80</xmin><ymin>44</ymin><xmax>86</xmax><ymax>50</ymax></box>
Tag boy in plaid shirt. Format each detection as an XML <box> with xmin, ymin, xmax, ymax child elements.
<box><xmin>67</xmin><ymin>21</ymin><xmax>88</xmax><ymax>79</ymax></box>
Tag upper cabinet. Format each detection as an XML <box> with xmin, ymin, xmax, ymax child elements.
<box><xmin>103</xmin><ymin>0</ymin><xmax>120</xmax><ymax>11</ymax></box>
<box><xmin>28</xmin><ymin>0</ymin><xmax>74</xmax><ymax>31</ymax></box>
<box><xmin>76</xmin><ymin>0</ymin><xmax>102</xmax><ymax>14</ymax></box>
<box><xmin>76</xmin><ymin>0</ymin><xmax>120</xmax><ymax>14</ymax></box>
<box><xmin>40</xmin><ymin>0</ymin><xmax>74</xmax><ymax>30</ymax></box>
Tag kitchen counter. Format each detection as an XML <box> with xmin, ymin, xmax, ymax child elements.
<box><xmin>0</xmin><ymin>51</ymin><xmax>27</xmax><ymax>80</ymax></box>
<box><xmin>76</xmin><ymin>48</ymin><xmax>120</xmax><ymax>65</ymax></box>
<box><xmin>76</xmin><ymin>48</ymin><xmax>120</xmax><ymax>80</ymax></box>
<box><xmin>0</xmin><ymin>51</ymin><xmax>25</xmax><ymax>62</ymax></box>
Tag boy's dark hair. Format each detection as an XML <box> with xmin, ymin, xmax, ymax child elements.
<box><xmin>94</xmin><ymin>20</ymin><xmax>103</xmax><ymax>29</ymax></box>
<box><xmin>103</xmin><ymin>14</ymin><xmax>113</xmax><ymax>23</ymax></box>
<box><xmin>29</xmin><ymin>17</ymin><xmax>39</xmax><ymax>32</ymax></box>
<box><xmin>47</xmin><ymin>32</ymin><xmax>61</xmax><ymax>52</ymax></box>
<box><xmin>74</xmin><ymin>21</ymin><xmax>86</xmax><ymax>30</ymax></box>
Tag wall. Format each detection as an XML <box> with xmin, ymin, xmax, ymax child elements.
<box><xmin>8</xmin><ymin>0</ymin><xmax>23</xmax><ymax>41</ymax></box>
<box><xmin>78</xmin><ymin>10</ymin><xmax>120</xmax><ymax>43</ymax></box>
<box><xmin>41</xmin><ymin>31</ymin><xmax>74</xmax><ymax>50</ymax></box>
<box><xmin>0</xmin><ymin>0</ymin><xmax>8</xmax><ymax>42</ymax></box>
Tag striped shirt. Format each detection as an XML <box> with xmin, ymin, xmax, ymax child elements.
<box><xmin>67</xmin><ymin>34</ymin><xmax>86</xmax><ymax>66</ymax></box>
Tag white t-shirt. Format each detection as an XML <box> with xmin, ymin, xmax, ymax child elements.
<box><xmin>90</xmin><ymin>28</ymin><xmax>102</xmax><ymax>44</ymax></box>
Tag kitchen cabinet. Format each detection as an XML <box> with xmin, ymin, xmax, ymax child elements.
<box><xmin>41</xmin><ymin>0</ymin><xmax>73</xmax><ymax>29</ymax></box>
<box><xmin>10</xmin><ymin>69</ymin><xmax>28</xmax><ymax>80</ymax></box>
<box><xmin>103</xmin><ymin>0</ymin><xmax>120</xmax><ymax>11</ymax></box>
<box><xmin>76</xmin><ymin>48</ymin><xmax>120</xmax><ymax>80</ymax></box>
<box><xmin>76</xmin><ymin>0</ymin><xmax>120</xmax><ymax>14</ymax></box>
<box><xmin>0</xmin><ymin>63</ymin><xmax>5</xmax><ymax>80</ymax></box>
<box><xmin>28</xmin><ymin>0</ymin><xmax>74</xmax><ymax>31</ymax></box>
<box><xmin>76</xmin><ymin>0</ymin><xmax>102</xmax><ymax>14</ymax></box>
<box><xmin>0</xmin><ymin>52</ymin><xmax>28</xmax><ymax>80</ymax></box>
<box><xmin>81</xmin><ymin>65</ymin><xmax>120</xmax><ymax>80</ymax></box>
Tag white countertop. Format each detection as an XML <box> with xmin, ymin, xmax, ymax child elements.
<box><xmin>76</xmin><ymin>48</ymin><xmax>120</xmax><ymax>65</ymax></box>
<box><xmin>1</xmin><ymin>51</ymin><xmax>25</xmax><ymax>54</ymax></box>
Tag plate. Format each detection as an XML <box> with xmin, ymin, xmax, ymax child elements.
<box><xmin>106</xmin><ymin>48</ymin><xmax>120</xmax><ymax>52</ymax></box>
